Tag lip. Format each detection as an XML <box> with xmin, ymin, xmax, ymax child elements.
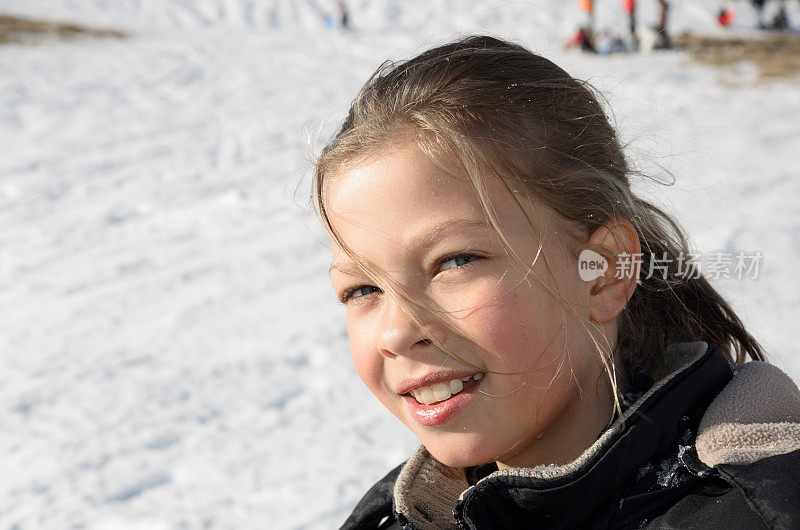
<box><xmin>394</xmin><ymin>369</ymin><xmax>482</xmax><ymax>395</ymax></box>
<box><xmin>402</xmin><ymin>377</ymin><xmax>483</xmax><ymax>426</ymax></box>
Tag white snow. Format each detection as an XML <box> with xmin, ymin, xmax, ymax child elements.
<box><xmin>0</xmin><ymin>1</ymin><xmax>798</xmax><ymax>528</ymax></box>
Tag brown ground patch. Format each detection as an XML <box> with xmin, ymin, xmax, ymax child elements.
<box><xmin>0</xmin><ymin>13</ymin><xmax>127</xmax><ymax>44</ymax></box>
<box><xmin>674</xmin><ymin>32</ymin><xmax>800</xmax><ymax>81</ymax></box>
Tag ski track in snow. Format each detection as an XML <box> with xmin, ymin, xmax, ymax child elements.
<box><xmin>0</xmin><ymin>1</ymin><xmax>798</xmax><ymax>528</ymax></box>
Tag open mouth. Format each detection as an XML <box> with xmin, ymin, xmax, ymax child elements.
<box><xmin>406</xmin><ymin>372</ymin><xmax>484</xmax><ymax>405</ymax></box>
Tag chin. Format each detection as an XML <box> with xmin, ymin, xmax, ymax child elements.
<box><xmin>421</xmin><ymin>436</ymin><xmax>500</xmax><ymax>469</ymax></box>
<box><xmin>432</xmin><ymin>452</ymin><xmax>486</xmax><ymax>469</ymax></box>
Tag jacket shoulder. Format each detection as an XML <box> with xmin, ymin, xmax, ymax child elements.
<box><xmin>339</xmin><ymin>463</ymin><xmax>404</xmax><ymax>530</ymax></box>
<box><xmin>643</xmin><ymin>450</ymin><xmax>800</xmax><ymax>529</ymax></box>
<box><xmin>642</xmin><ymin>358</ymin><xmax>800</xmax><ymax>529</ymax></box>
<box><xmin>716</xmin><ymin>449</ymin><xmax>800</xmax><ymax>529</ymax></box>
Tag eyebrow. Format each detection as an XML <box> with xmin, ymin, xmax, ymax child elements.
<box><xmin>329</xmin><ymin>218</ymin><xmax>490</xmax><ymax>275</ymax></box>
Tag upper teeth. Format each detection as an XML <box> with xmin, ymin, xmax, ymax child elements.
<box><xmin>411</xmin><ymin>373</ymin><xmax>484</xmax><ymax>405</ymax></box>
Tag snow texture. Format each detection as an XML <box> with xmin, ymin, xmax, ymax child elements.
<box><xmin>0</xmin><ymin>1</ymin><xmax>798</xmax><ymax>528</ymax></box>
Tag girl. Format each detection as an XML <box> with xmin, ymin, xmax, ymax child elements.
<box><xmin>313</xmin><ymin>36</ymin><xmax>800</xmax><ymax>529</ymax></box>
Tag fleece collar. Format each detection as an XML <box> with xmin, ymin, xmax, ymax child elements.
<box><xmin>392</xmin><ymin>342</ymin><xmax>800</xmax><ymax>529</ymax></box>
<box><xmin>696</xmin><ymin>359</ymin><xmax>800</xmax><ymax>466</ymax></box>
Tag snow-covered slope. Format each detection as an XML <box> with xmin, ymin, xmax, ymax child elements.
<box><xmin>1</xmin><ymin>1</ymin><xmax>798</xmax><ymax>528</ymax></box>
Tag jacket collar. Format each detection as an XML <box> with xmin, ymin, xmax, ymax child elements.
<box><xmin>696</xmin><ymin>357</ymin><xmax>800</xmax><ymax>467</ymax></box>
<box><xmin>393</xmin><ymin>342</ymin><xmax>733</xmax><ymax>529</ymax></box>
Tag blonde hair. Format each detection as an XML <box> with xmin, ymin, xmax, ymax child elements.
<box><xmin>312</xmin><ymin>35</ymin><xmax>765</xmax><ymax>416</ymax></box>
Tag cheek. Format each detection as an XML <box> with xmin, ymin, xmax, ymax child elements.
<box><xmin>347</xmin><ymin>316</ymin><xmax>385</xmax><ymax>395</ymax></box>
<box><xmin>455</xmin><ymin>286</ymin><xmax>560</xmax><ymax>371</ymax></box>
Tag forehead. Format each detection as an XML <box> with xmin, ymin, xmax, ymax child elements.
<box><xmin>327</xmin><ymin>144</ymin><xmax>472</xmax><ymax>207</ymax></box>
<box><xmin>325</xmin><ymin>144</ymin><xmax>493</xmax><ymax>252</ymax></box>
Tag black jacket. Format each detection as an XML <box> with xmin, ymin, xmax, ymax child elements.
<box><xmin>340</xmin><ymin>342</ymin><xmax>800</xmax><ymax>529</ymax></box>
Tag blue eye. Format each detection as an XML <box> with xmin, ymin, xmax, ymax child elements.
<box><xmin>439</xmin><ymin>253</ymin><xmax>481</xmax><ymax>271</ymax></box>
<box><xmin>340</xmin><ymin>285</ymin><xmax>380</xmax><ymax>303</ymax></box>
<box><xmin>338</xmin><ymin>253</ymin><xmax>482</xmax><ymax>304</ymax></box>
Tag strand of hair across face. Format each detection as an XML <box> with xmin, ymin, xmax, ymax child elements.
<box><xmin>476</xmin><ymin>381</ymin><xmax>527</xmax><ymax>397</ymax></box>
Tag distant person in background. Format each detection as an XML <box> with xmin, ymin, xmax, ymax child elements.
<box><xmin>718</xmin><ymin>5</ymin><xmax>736</xmax><ymax>26</ymax></box>
<box><xmin>623</xmin><ymin>0</ymin><xmax>639</xmax><ymax>50</ymax></box>
<box><xmin>337</xmin><ymin>1</ymin><xmax>350</xmax><ymax>30</ymax></box>
<box><xmin>581</xmin><ymin>0</ymin><xmax>596</xmax><ymax>41</ymax></box>
<box><xmin>568</xmin><ymin>0</ymin><xmax>596</xmax><ymax>52</ymax></box>
<box><xmin>637</xmin><ymin>0</ymin><xmax>670</xmax><ymax>51</ymax></box>
<box><xmin>767</xmin><ymin>0</ymin><xmax>790</xmax><ymax>30</ymax></box>
<box><xmin>580</xmin><ymin>0</ymin><xmax>596</xmax><ymax>32</ymax></box>
<box><xmin>655</xmin><ymin>0</ymin><xmax>671</xmax><ymax>48</ymax></box>
<box><xmin>567</xmin><ymin>26</ymin><xmax>597</xmax><ymax>52</ymax></box>
<box><xmin>752</xmin><ymin>0</ymin><xmax>791</xmax><ymax>30</ymax></box>
<box><xmin>752</xmin><ymin>0</ymin><xmax>767</xmax><ymax>27</ymax></box>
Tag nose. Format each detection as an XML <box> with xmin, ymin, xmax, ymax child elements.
<box><xmin>375</xmin><ymin>295</ymin><xmax>444</xmax><ymax>359</ymax></box>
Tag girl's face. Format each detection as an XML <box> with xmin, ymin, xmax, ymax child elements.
<box><xmin>326</xmin><ymin>142</ymin><xmax>615</xmax><ymax>469</ymax></box>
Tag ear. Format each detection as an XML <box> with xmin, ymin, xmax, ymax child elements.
<box><xmin>585</xmin><ymin>218</ymin><xmax>641</xmax><ymax>323</ymax></box>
